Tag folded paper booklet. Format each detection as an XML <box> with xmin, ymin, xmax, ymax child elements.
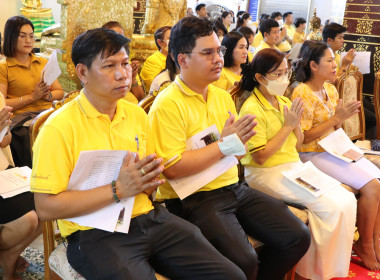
<box><xmin>282</xmin><ymin>161</ymin><xmax>340</xmax><ymax>197</ymax></box>
<box><xmin>318</xmin><ymin>128</ymin><xmax>364</xmax><ymax>163</ymax></box>
<box><xmin>167</xmin><ymin>124</ymin><xmax>238</xmax><ymax>200</ymax></box>
<box><xmin>0</xmin><ymin>166</ymin><xmax>31</xmax><ymax>198</ymax></box>
<box><xmin>354</xmin><ymin>140</ymin><xmax>380</xmax><ymax>156</ymax></box>
<box><xmin>66</xmin><ymin>150</ymin><xmax>135</xmax><ymax>234</ymax></box>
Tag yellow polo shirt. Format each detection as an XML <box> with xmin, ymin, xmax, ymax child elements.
<box><xmin>292</xmin><ymin>31</ymin><xmax>306</xmax><ymax>44</ymax></box>
<box><xmin>253</xmin><ymin>32</ymin><xmax>263</xmax><ymax>48</ymax></box>
<box><xmin>240</xmin><ymin>88</ymin><xmax>299</xmax><ymax>168</ymax></box>
<box><xmin>31</xmin><ymin>91</ymin><xmax>153</xmax><ymax>237</ymax></box>
<box><xmin>253</xmin><ymin>41</ymin><xmax>280</xmax><ymax>57</ymax></box>
<box><xmin>0</xmin><ymin>53</ymin><xmax>52</xmax><ymax>116</ymax></box>
<box><xmin>335</xmin><ymin>52</ymin><xmax>341</xmax><ymax>74</ymax></box>
<box><xmin>248</xmin><ymin>51</ymin><xmax>253</xmax><ymax>62</ymax></box>
<box><xmin>148</xmin><ymin>76</ymin><xmax>239</xmax><ymax>200</ymax></box>
<box><xmin>284</xmin><ymin>24</ymin><xmax>296</xmax><ymax>40</ymax></box>
<box><xmin>212</xmin><ymin>67</ymin><xmax>242</xmax><ymax>91</ymax></box>
<box><xmin>277</xmin><ymin>40</ymin><xmax>292</xmax><ymax>53</ymax></box>
<box><xmin>140</xmin><ymin>51</ymin><xmax>167</xmax><ymax>91</ymax></box>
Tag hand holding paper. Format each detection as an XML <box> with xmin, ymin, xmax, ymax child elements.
<box><xmin>41</xmin><ymin>49</ymin><xmax>62</xmax><ymax>86</ymax></box>
<box><xmin>0</xmin><ymin>106</ymin><xmax>12</xmax><ymax>143</ymax></box>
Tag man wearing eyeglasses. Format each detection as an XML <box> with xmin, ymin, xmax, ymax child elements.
<box><xmin>148</xmin><ymin>16</ymin><xmax>310</xmax><ymax>280</ymax></box>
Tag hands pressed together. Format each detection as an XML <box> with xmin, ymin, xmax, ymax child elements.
<box><xmin>284</xmin><ymin>97</ymin><xmax>304</xmax><ymax>130</ymax></box>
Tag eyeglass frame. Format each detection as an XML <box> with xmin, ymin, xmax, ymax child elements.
<box><xmin>18</xmin><ymin>33</ymin><xmax>37</xmax><ymax>41</ymax></box>
<box><xmin>266</xmin><ymin>68</ymin><xmax>292</xmax><ymax>80</ymax></box>
<box><xmin>184</xmin><ymin>45</ymin><xmax>227</xmax><ymax>60</ymax></box>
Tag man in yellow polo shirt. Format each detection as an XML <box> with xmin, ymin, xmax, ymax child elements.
<box><xmin>148</xmin><ymin>16</ymin><xmax>310</xmax><ymax>280</ymax></box>
<box><xmin>253</xmin><ymin>19</ymin><xmax>281</xmax><ymax>57</ymax></box>
<box><xmin>140</xmin><ymin>26</ymin><xmax>171</xmax><ymax>91</ymax></box>
<box><xmin>283</xmin><ymin>12</ymin><xmax>295</xmax><ymax>44</ymax></box>
<box><xmin>31</xmin><ymin>28</ymin><xmax>245</xmax><ymax>280</ymax></box>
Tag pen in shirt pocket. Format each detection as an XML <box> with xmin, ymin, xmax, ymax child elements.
<box><xmin>135</xmin><ymin>135</ymin><xmax>139</xmax><ymax>151</ymax></box>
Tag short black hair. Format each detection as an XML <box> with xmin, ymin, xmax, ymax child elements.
<box><xmin>71</xmin><ymin>28</ymin><xmax>130</xmax><ymax>69</ymax></box>
<box><xmin>322</xmin><ymin>22</ymin><xmax>347</xmax><ymax>42</ymax></box>
<box><xmin>293</xmin><ymin>40</ymin><xmax>329</xmax><ymax>82</ymax></box>
<box><xmin>237</xmin><ymin>26</ymin><xmax>254</xmax><ymax>41</ymax></box>
<box><xmin>260</xmin><ymin>13</ymin><xmax>270</xmax><ymax>21</ymax></box>
<box><xmin>295</xmin><ymin>17</ymin><xmax>306</xmax><ymax>28</ymax></box>
<box><xmin>271</xmin><ymin>12</ymin><xmax>282</xmax><ymax>19</ymax></box>
<box><xmin>221</xmin><ymin>11</ymin><xmax>230</xmax><ymax>19</ymax></box>
<box><xmin>101</xmin><ymin>21</ymin><xmax>123</xmax><ymax>30</ymax></box>
<box><xmin>195</xmin><ymin>3</ymin><xmax>206</xmax><ymax>12</ymax></box>
<box><xmin>170</xmin><ymin>16</ymin><xmax>213</xmax><ymax>69</ymax></box>
<box><xmin>259</xmin><ymin>19</ymin><xmax>279</xmax><ymax>37</ymax></box>
<box><xmin>283</xmin><ymin>12</ymin><xmax>293</xmax><ymax>19</ymax></box>
<box><xmin>154</xmin><ymin>26</ymin><xmax>172</xmax><ymax>50</ymax></box>
<box><xmin>222</xmin><ymin>31</ymin><xmax>248</xmax><ymax>68</ymax></box>
<box><xmin>3</xmin><ymin>16</ymin><xmax>34</xmax><ymax>57</ymax></box>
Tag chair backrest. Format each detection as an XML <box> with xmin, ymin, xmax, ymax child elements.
<box><xmin>335</xmin><ymin>64</ymin><xmax>365</xmax><ymax>141</ymax></box>
<box><xmin>138</xmin><ymin>81</ymin><xmax>171</xmax><ymax>114</ymax></box>
<box><xmin>374</xmin><ymin>71</ymin><xmax>380</xmax><ymax>139</ymax></box>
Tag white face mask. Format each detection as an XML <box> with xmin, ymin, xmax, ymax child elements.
<box><xmin>247</xmin><ymin>19</ymin><xmax>253</xmax><ymax>27</ymax></box>
<box><xmin>218</xmin><ymin>36</ymin><xmax>224</xmax><ymax>42</ymax></box>
<box><xmin>277</xmin><ymin>19</ymin><xmax>284</xmax><ymax>27</ymax></box>
<box><xmin>263</xmin><ymin>74</ymin><xmax>289</xmax><ymax>96</ymax></box>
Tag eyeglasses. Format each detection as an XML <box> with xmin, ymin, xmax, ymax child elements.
<box><xmin>18</xmin><ymin>33</ymin><xmax>36</xmax><ymax>41</ymax></box>
<box><xmin>267</xmin><ymin>69</ymin><xmax>292</xmax><ymax>79</ymax></box>
<box><xmin>185</xmin><ymin>46</ymin><xmax>227</xmax><ymax>60</ymax></box>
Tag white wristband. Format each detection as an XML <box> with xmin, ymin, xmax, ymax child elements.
<box><xmin>218</xmin><ymin>133</ymin><xmax>246</xmax><ymax>156</ymax></box>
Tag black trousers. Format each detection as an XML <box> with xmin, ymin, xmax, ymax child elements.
<box><xmin>165</xmin><ymin>182</ymin><xmax>311</xmax><ymax>280</ymax></box>
<box><xmin>66</xmin><ymin>204</ymin><xmax>245</xmax><ymax>280</ymax></box>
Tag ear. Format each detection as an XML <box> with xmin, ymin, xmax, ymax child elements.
<box><xmin>177</xmin><ymin>53</ymin><xmax>188</xmax><ymax>70</ymax></box>
<box><xmin>310</xmin><ymin>61</ymin><xmax>318</xmax><ymax>72</ymax></box>
<box><xmin>76</xmin><ymin>63</ymin><xmax>89</xmax><ymax>85</ymax></box>
<box><xmin>326</xmin><ymin>38</ymin><xmax>333</xmax><ymax>45</ymax></box>
<box><xmin>255</xmin><ymin>73</ymin><xmax>267</xmax><ymax>86</ymax></box>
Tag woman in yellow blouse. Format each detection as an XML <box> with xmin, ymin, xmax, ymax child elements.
<box><xmin>238</xmin><ymin>48</ymin><xmax>356</xmax><ymax>280</ymax></box>
<box><xmin>213</xmin><ymin>31</ymin><xmax>248</xmax><ymax>91</ymax></box>
<box><xmin>292</xmin><ymin>40</ymin><xmax>380</xmax><ymax>271</ymax></box>
<box><xmin>0</xmin><ymin>16</ymin><xmax>63</xmax><ymax>117</ymax></box>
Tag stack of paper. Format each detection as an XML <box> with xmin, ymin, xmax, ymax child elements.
<box><xmin>318</xmin><ymin>128</ymin><xmax>364</xmax><ymax>162</ymax></box>
<box><xmin>0</xmin><ymin>166</ymin><xmax>32</xmax><ymax>198</ymax></box>
<box><xmin>354</xmin><ymin>140</ymin><xmax>380</xmax><ymax>155</ymax></box>
<box><xmin>282</xmin><ymin>161</ymin><xmax>340</xmax><ymax>197</ymax></box>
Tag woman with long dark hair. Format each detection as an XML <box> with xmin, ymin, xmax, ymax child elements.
<box><xmin>213</xmin><ymin>31</ymin><xmax>248</xmax><ymax>91</ymax></box>
<box><xmin>292</xmin><ymin>40</ymin><xmax>380</xmax><ymax>271</ymax></box>
<box><xmin>238</xmin><ymin>48</ymin><xmax>357</xmax><ymax>279</ymax></box>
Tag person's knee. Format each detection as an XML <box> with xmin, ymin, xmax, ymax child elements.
<box><xmin>23</xmin><ymin>210</ymin><xmax>39</xmax><ymax>232</ymax></box>
<box><xmin>281</xmin><ymin>221</ymin><xmax>311</xmax><ymax>255</ymax></box>
<box><xmin>222</xmin><ymin>262</ymin><xmax>247</xmax><ymax>280</ymax></box>
<box><xmin>231</xmin><ymin>247</ymin><xmax>258</xmax><ymax>280</ymax></box>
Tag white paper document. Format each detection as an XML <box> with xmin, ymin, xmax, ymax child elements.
<box><xmin>66</xmin><ymin>150</ymin><xmax>135</xmax><ymax>233</ymax></box>
<box><xmin>167</xmin><ymin>125</ymin><xmax>238</xmax><ymax>200</ymax></box>
<box><xmin>0</xmin><ymin>126</ymin><xmax>8</xmax><ymax>143</ymax></box>
<box><xmin>0</xmin><ymin>166</ymin><xmax>31</xmax><ymax>198</ymax></box>
<box><xmin>42</xmin><ymin>49</ymin><xmax>62</xmax><ymax>86</ymax></box>
<box><xmin>354</xmin><ymin>140</ymin><xmax>380</xmax><ymax>155</ymax></box>
<box><xmin>282</xmin><ymin>161</ymin><xmax>340</xmax><ymax>197</ymax></box>
<box><xmin>340</xmin><ymin>51</ymin><xmax>371</xmax><ymax>74</ymax></box>
<box><xmin>318</xmin><ymin>128</ymin><xmax>364</xmax><ymax>162</ymax></box>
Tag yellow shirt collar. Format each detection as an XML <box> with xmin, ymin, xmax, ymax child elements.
<box><xmin>7</xmin><ymin>53</ymin><xmax>40</xmax><ymax>67</ymax></box>
<box><xmin>174</xmin><ymin>75</ymin><xmax>206</xmax><ymax>99</ymax></box>
<box><xmin>252</xmin><ymin>87</ymin><xmax>286</xmax><ymax>112</ymax></box>
<box><xmin>77</xmin><ymin>90</ymin><xmax>126</xmax><ymax>123</ymax></box>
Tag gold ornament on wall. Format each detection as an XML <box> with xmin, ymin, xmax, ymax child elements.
<box><xmin>353</xmin><ymin>43</ymin><xmax>369</xmax><ymax>52</ymax></box>
<box><xmin>356</xmin><ymin>20</ymin><xmax>373</xmax><ymax>34</ymax></box>
<box><xmin>374</xmin><ymin>47</ymin><xmax>380</xmax><ymax>73</ymax></box>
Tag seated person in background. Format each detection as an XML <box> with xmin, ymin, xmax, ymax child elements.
<box><xmin>237</xmin><ymin>26</ymin><xmax>255</xmax><ymax>62</ymax></box>
<box><xmin>140</xmin><ymin>26</ymin><xmax>171</xmax><ymax>91</ymax></box>
<box><xmin>219</xmin><ymin>11</ymin><xmax>233</xmax><ymax>32</ymax></box>
<box><xmin>148</xmin><ymin>16</ymin><xmax>310</xmax><ymax>280</ymax></box>
<box><xmin>150</xmin><ymin>46</ymin><xmax>179</xmax><ymax>94</ymax></box>
<box><xmin>195</xmin><ymin>3</ymin><xmax>208</xmax><ymax>19</ymax></box>
<box><xmin>0</xmin><ymin>92</ymin><xmax>42</xmax><ymax>280</ymax></box>
<box><xmin>283</xmin><ymin>12</ymin><xmax>295</xmax><ymax>44</ymax></box>
<box><xmin>102</xmin><ymin>21</ymin><xmax>145</xmax><ymax>103</ymax></box>
<box><xmin>233</xmin><ymin>13</ymin><xmax>252</xmax><ymax>31</ymax></box>
<box><xmin>0</xmin><ymin>16</ymin><xmax>64</xmax><ymax>167</ymax></box>
<box><xmin>0</xmin><ymin>16</ymin><xmax>63</xmax><ymax>117</ymax></box>
<box><xmin>213</xmin><ymin>31</ymin><xmax>248</xmax><ymax>91</ymax></box>
<box><xmin>253</xmin><ymin>19</ymin><xmax>280</xmax><ymax>57</ymax></box>
<box><xmin>212</xmin><ymin>20</ymin><xmax>228</xmax><ymax>42</ymax></box>
<box><xmin>31</xmin><ymin>28</ymin><xmax>244</xmax><ymax>280</ymax></box>
<box><xmin>292</xmin><ymin>40</ymin><xmax>380</xmax><ymax>271</ymax></box>
<box><xmin>252</xmin><ymin>13</ymin><xmax>270</xmax><ymax>48</ymax></box>
<box><xmin>322</xmin><ymin>22</ymin><xmax>355</xmax><ymax>77</ymax></box>
<box><xmin>186</xmin><ymin>7</ymin><xmax>193</xmax><ymax>17</ymax></box>
<box><xmin>292</xmin><ymin>18</ymin><xmax>307</xmax><ymax>44</ymax></box>
<box><xmin>271</xmin><ymin>12</ymin><xmax>291</xmax><ymax>53</ymax></box>
<box><xmin>238</xmin><ymin>48</ymin><xmax>357</xmax><ymax>280</ymax></box>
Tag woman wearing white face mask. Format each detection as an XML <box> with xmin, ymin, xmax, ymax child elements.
<box><xmin>238</xmin><ymin>48</ymin><xmax>357</xmax><ymax>280</ymax></box>
<box><xmin>234</xmin><ymin>13</ymin><xmax>252</xmax><ymax>31</ymax></box>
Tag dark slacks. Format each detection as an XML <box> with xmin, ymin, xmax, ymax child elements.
<box><xmin>166</xmin><ymin>182</ymin><xmax>311</xmax><ymax>280</ymax></box>
<box><xmin>66</xmin><ymin>204</ymin><xmax>245</xmax><ymax>280</ymax></box>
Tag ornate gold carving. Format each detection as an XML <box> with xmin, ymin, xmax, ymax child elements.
<box><xmin>356</xmin><ymin>20</ymin><xmax>373</xmax><ymax>34</ymax></box>
<box><xmin>364</xmin><ymin>0</ymin><xmax>373</xmax><ymax>3</ymax></box>
<box><xmin>364</xmin><ymin>6</ymin><xmax>370</xmax><ymax>12</ymax></box>
<box><xmin>362</xmin><ymin>14</ymin><xmax>370</xmax><ymax>19</ymax></box>
<box><xmin>343</xmin><ymin>19</ymin><xmax>348</xmax><ymax>28</ymax></box>
<box><xmin>358</xmin><ymin>37</ymin><xmax>366</xmax><ymax>42</ymax></box>
<box><xmin>353</xmin><ymin>43</ymin><xmax>369</xmax><ymax>52</ymax></box>
<box><xmin>374</xmin><ymin>47</ymin><xmax>380</xmax><ymax>73</ymax></box>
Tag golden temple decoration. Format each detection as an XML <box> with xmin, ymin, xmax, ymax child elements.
<box><xmin>22</xmin><ymin>0</ymin><xmax>42</xmax><ymax>9</ymax></box>
<box><xmin>307</xmin><ymin>9</ymin><xmax>322</xmax><ymax>41</ymax></box>
<box><xmin>374</xmin><ymin>47</ymin><xmax>380</xmax><ymax>73</ymax></box>
<box><xmin>356</xmin><ymin>19</ymin><xmax>373</xmax><ymax>34</ymax></box>
<box><xmin>141</xmin><ymin>0</ymin><xmax>186</xmax><ymax>35</ymax></box>
<box><xmin>353</xmin><ymin>43</ymin><xmax>369</xmax><ymax>52</ymax></box>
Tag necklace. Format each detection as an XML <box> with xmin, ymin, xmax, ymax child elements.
<box><xmin>312</xmin><ymin>87</ymin><xmax>333</xmax><ymax>117</ymax></box>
